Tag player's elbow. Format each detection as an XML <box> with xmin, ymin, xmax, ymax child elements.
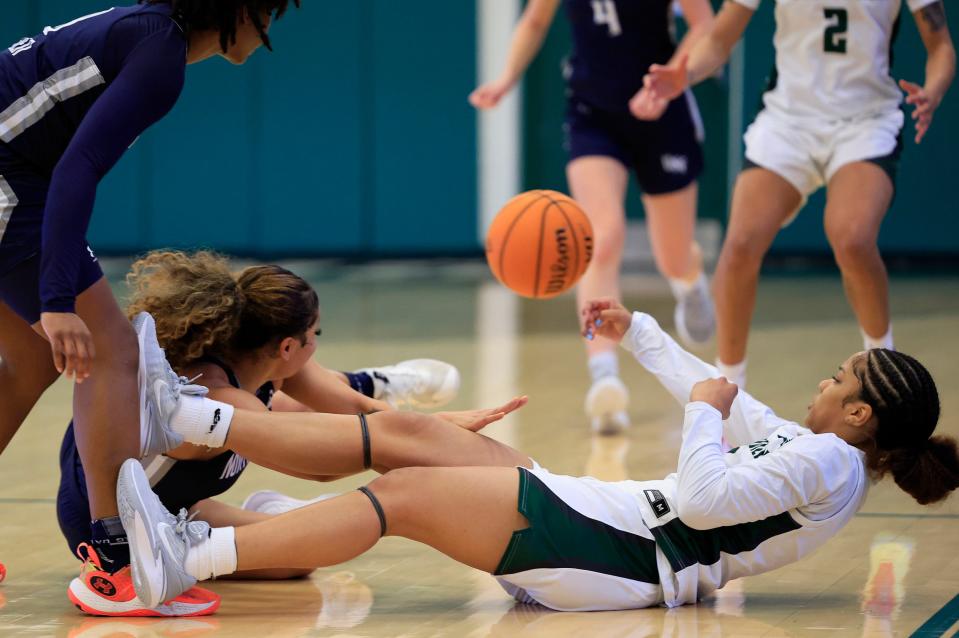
<box><xmin>675</xmin><ymin>491</ymin><xmax>721</xmax><ymax>530</ymax></box>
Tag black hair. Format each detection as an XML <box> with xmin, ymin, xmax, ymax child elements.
<box><xmin>142</xmin><ymin>0</ymin><xmax>300</xmax><ymax>52</ymax></box>
<box><xmin>854</xmin><ymin>349</ymin><xmax>958</xmax><ymax>505</ymax></box>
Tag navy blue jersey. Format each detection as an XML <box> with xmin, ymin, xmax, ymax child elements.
<box><xmin>563</xmin><ymin>0</ymin><xmax>676</xmax><ymax>112</ymax></box>
<box><xmin>0</xmin><ymin>4</ymin><xmax>186</xmax><ymax>312</ymax></box>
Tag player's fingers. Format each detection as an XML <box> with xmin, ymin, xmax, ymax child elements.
<box><xmin>62</xmin><ymin>338</ymin><xmax>79</xmax><ymax>381</ymax></box>
<box><xmin>898</xmin><ymin>78</ymin><xmax>921</xmax><ymax>94</ymax></box>
<box><xmin>51</xmin><ymin>339</ymin><xmax>66</xmax><ymax>374</ymax></box>
<box><xmin>73</xmin><ymin>338</ymin><xmax>91</xmax><ymax>383</ymax></box>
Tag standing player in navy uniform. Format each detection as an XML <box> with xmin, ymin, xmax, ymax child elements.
<box><xmin>0</xmin><ymin>0</ymin><xmax>298</xmax><ymax>609</ymax></box>
<box><xmin>470</xmin><ymin>0</ymin><xmax>716</xmax><ymax>434</ymax></box>
<box><xmin>640</xmin><ymin>0</ymin><xmax>955</xmax><ymax>388</ymax></box>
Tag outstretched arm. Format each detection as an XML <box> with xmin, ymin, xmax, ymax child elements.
<box><xmin>639</xmin><ymin>1</ymin><xmax>753</xmax><ymax>110</ymax></box>
<box><xmin>900</xmin><ymin>1</ymin><xmax>955</xmax><ymax>143</ymax></box>
<box><xmin>581</xmin><ymin>299</ymin><xmax>794</xmax><ymax>446</ymax></box>
<box><xmin>277</xmin><ymin>359</ymin><xmax>389</xmax><ymax>415</ymax></box>
<box><xmin>468</xmin><ymin>0</ymin><xmax>561</xmax><ymax>109</ymax></box>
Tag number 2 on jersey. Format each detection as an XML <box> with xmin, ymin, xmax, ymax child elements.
<box><xmin>823</xmin><ymin>8</ymin><xmax>848</xmax><ymax>54</ymax></box>
<box><xmin>592</xmin><ymin>0</ymin><xmax>623</xmax><ymax>37</ymax></box>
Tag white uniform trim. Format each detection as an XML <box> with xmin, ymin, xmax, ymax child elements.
<box><xmin>0</xmin><ymin>176</ymin><xmax>18</xmax><ymax>247</ymax></box>
<box><xmin>0</xmin><ymin>57</ymin><xmax>105</xmax><ymax>143</ymax></box>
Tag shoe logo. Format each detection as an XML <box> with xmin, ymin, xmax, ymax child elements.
<box><xmin>90</xmin><ymin>575</ymin><xmax>116</xmax><ymax>597</ymax></box>
<box><xmin>373</xmin><ymin>372</ymin><xmax>389</xmax><ymax>384</ymax></box>
<box><xmin>209</xmin><ymin>408</ymin><xmax>221</xmax><ymax>433</ymax></box>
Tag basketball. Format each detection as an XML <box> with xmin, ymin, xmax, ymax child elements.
<box><xmin>485</xmin><ymin>190</ymin><xmax>594</xmax><ymax>299</ymax></box>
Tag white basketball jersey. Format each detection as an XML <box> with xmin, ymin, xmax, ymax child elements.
<box><xmin>733</xmin><ymin>0</ymin><xmax>939</xmax><ymax>120</ymax></box>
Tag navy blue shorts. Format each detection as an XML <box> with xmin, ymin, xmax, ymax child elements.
<box><xmin>57</xmin><ymin>422</ymin><xmax>91</xmax><ymax>558</ymax></box>
<box><xmin>564</xmin><ymin>91</ymin><xmax>704</xmax><ymax>195</ymax></box>
<box><xmin>0</xmin><ymin>145</ymin><xmax>102</xmax><ymax>324</ymax></box>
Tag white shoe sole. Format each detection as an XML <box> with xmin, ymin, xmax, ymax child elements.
<box><xmin>68</xmin><ymin>577</ymin><xmax>216</xmax><ymax>617</ymax></box>
<box><xmin>118</xmin><ymin>459</ymin><xmax>166</xmax><ymax>609</ymax></box>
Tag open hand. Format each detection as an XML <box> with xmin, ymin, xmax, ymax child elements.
<box><xmin>580</xmin><ymin>298</ymin><xmax>632</xmax><ymax>344</ymax></box>
<box><xmin>435</xmin><ymin>395</ymin><xmax>529</xmax><ymax>432</ymax></box>
<box><xmin>642</xmin><ymin>53</ymin><xmax>689</xmax><ymax>104</ymax></box>
<box><xmin>40</xmin><ymin>311</ymin><xmax>95</xmax><ymax>383</ymax></box>
<box><xmin>899</xmin><ymin>79</ymin><xmax>938</xmax><ymax>144</ymax></box>
<box><xmin>690</xmin><ymin>377</ymin><xmax>738</xmax><ymax>419</ymax></box>
<box><xmin>629</xmin><ymin>85</ymin><xmax>670</xmax><ymax>121</ymax></box>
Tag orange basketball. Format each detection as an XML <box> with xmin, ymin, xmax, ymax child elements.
<box><xmin>485</xmin><ymin>190</ymin><xmax>593</xmax><ymax>299</ymax></box>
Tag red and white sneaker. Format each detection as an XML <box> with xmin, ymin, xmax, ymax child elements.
<box><xmin>68</xmin><ymin>544</ymin><xmax>220</xmax><ymax>617</ymax></box>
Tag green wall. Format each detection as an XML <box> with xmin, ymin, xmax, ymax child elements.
<box><xmin>1</xmin><ymin>1</ymin><xmax>478</xmax><ymax>257</ymax></box>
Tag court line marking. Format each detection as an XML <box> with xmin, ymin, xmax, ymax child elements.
<box><xmin>910</xmin><ymin>594</ymin><xmax>959</xmax><ymax>637</ymax></box>
<box><xmin>855</xmin><ymin>512</ymin><xmax>959</xmax><ymax>520</ymax></box>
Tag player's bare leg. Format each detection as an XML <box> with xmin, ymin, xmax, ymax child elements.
<box><xmin>823</xmin><ymin>161</ymin><xmax>894</xmax><ymax>348</ymax></box>
<box><xmin>643</xmin><ymin>181</ymin><xmax>714</xmax><ymax>346</ymax></box>
<box><xmin>0</xmin><ymin>300</ymin><xmax>59</xmax><ymax>454</ymax></box>
<box><xmin>234</xmin><ymin>466</ymin><xmax>527</xmax><ymax>574</ymax></box>
<box><xmin>712</xmin><ymin>168</ymin><xmax>802</xmax><ymax>387</ymax></box>
<box><xmin>218</xmin><ymin>409</ymin><xmax>532</xmax><ymax>479</ymax></box>
<box><xmin>568</xmin><ymin>156</ymin><xmax>631</xmax><ymax>432</ymax></box>
<box><xmin>70</xmin><ymin>278</ymin><xmax>140</xmax><ymax>521</ymax></box>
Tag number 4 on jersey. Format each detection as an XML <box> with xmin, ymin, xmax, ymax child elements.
<box><xmin>592</xmin><ymin>0</ymin><xmax>623</xmax><ymax>37</ymax></box>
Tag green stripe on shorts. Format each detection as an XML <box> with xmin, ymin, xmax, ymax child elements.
<box><xmin>494</xmin><ymin>468</ymin><xmax>660</xmax><ymax>584</ymax></box>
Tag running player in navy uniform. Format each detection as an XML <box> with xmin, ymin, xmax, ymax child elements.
<box><xmin>0</xmin><ymin>0</ymin><xmax>298</xmax><ymax>612</ymax></box>
<box><xmin>57</xmin><ymin>250</ymin><xmax>522</xmax><ymax>616</ymax></box>
<box><xmin>470</xmin><ymin>0</ymin><xmax>716</xmax><ymax>434</ymax></box>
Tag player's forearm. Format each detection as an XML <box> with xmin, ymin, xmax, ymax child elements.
<box><xmin>670</xmin><ymin>22</ymin><xmax>713</xmax><ymax>67</ymax></box>
<box><xmin>498</xmin><ymin>16</ymin><xmax>552</xmax><ymax>86</ymax></box>
<box><xmin>686</xmin><ymin>31</ymin><xmax>733</xmax><ymax>87</ymax></box>
<box><xmin>924</xmin><ymin>40</ymin><xmax>956</xmax><ymax>106</ymax></box>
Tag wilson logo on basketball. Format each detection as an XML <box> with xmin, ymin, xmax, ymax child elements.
<box><xmin>90</xmin><ymin>575</ymin><xmax>116</xmax><ymax>597</ymax></box>
<box><xmin>546</xmin><ymin>227</ymin><xmax>571</xmax><ymax>295</ymax></box>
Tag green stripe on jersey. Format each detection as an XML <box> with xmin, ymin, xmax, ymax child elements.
<box><xmin>651</xmin><ymin>511</ymin><xmax>802</xmax><ymax>573</ymax></box>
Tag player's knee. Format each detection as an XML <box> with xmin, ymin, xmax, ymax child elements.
<box><xmin>94</xmin><ymin>320</ymin><xmax>138</xmax><ymax>373</ymax></box>
<box><xmin>718</xmin><ymin>233</ymin><xmax>765</xmax><ymax>270</ymax></box>
<box><xmin>592</xmin><ymin>226</ymin><xmax>626</xmax><ymax>265</ymax></box>
<box><xmin>828</xmin><ymin>229</ymin><xmax>877</xmax><ymax>266</ymax></box>
<box><xmin>365</xmin><ymin>467</ymin><xmax>427</xmax><ymax>533</ymax></box>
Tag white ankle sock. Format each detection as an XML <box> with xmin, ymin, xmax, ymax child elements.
<box><xmin>717</xmin><ymin>359</ymin><xmax>747</xmax><ymax>389</ymax></box>
<box><xmin>185</xmin><ymin>527</ymin><xmax>237</xmax><ymax>581</ymax></box>
<box><xmin>668</xmin><ymin>275</ymin><xmax>698</xmax><ymax>299</ymax></box>
<box><xmin>588</xmin><ymin>351</ymin><xmax>619</xmax><ymax>383</ymax></box>
<box><xmin>172</xmin><ymin>395</ymin><xmax>235</xmax><ymax>448</ymax></box>
<box><xmin>862</xmin><ymin>325</ymin><xmax>894</xmax><ymax>351</ymax></box>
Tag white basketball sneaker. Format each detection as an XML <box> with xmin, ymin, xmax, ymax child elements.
<box><xmin>584</xmin><ymin>376</ymin><xmax>630</xmax><ymax>434</ymax></box>
<box><xmin>117</xmin><ymin>459</ymin><xmax>209</xmax><ymax>609</ymax></box>
<box><xmin>241</xmin><ymin>490</ymin><xmax>339</xmax><ymax>516</ymax></box>
<box><xmin>358</xmin><ymin>359</ymin><xmax>460</xmax><ymax>408</ymax></box>
<box><xmin>673</xmin><ymin>274</ymin><xmax>715</xmax><ymax>348</ymax></box>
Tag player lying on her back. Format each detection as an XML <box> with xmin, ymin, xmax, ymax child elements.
<box><xmin>61</xmin><ymin>250</ymin><xmax>529</xmax><ymax>616</ymax></box>
<box><xmin>123</xmin><ymin>297</ymin><xmax>958</xmax><ymax>612</ymax></box>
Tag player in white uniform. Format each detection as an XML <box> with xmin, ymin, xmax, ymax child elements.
<box><xmin>118</xmin><ymin>298</ymin><xmax>956</xmax><ymax>611</ymax></box>
<box><xmin>636</xmin><ymin>0</ymin><xmax>955</xmax><ymax>388</ymax></box>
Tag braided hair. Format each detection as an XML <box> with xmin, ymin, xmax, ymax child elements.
<box><xmin>142</xmin><ymin>0</ymin><xmax>300</xmax><ymax>52</ymax></box>
<box><xmin>854</xmin><ymin>349</ymin><xmax>958</xmax><ymax>504</ymax></box>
